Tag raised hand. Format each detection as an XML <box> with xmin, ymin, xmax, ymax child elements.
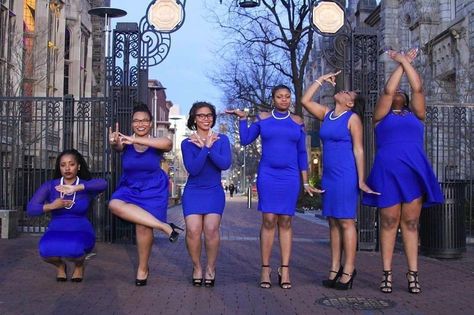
<box><xmin>118</xmin><ymin>133</ymin><xmax>134</xmax><ymax>145</ymax></box>
<box><xmin>109</xmin><ymin>122</ymin><xmax>120</xmax><ymax>146</ymax></box>
<box><xmin>386</xmin><ymin>49</ymin><xmax>418</xmax><ymax>64</ymax></box>
<box><xmin>55</xmin><ymin>184</ymin><xmax>79</xmax><ymax>196</ymax></box>
<box><xmin>405</xmin><ymin>48</ymin><xmax>418</xmax><ymax>63</ymax></box>
<box><xmin>188</xmin><ymin>133</ymin><xmax>205</xmax><ymax>148</ymax></box>
<box><xmin>225</xmin><ymin>109</ymin><xmax>247</xmax><ymax>119</ymax></box>
<box><xmin>205</xmin><ymin>131</ymin><xmax>219</xmax><ymax>148</ymax></box>
<box><xmin>319</xmin><ymin>70</ymin><xmax>342</xmax><ymax>86</ymax></box>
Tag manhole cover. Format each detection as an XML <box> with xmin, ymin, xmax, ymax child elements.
<box><xmin>316</xmin><ymin>296</ymin><xmax>396</xmax><ymax>310</ymax></box>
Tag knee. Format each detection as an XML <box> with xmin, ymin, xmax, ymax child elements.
<box><xmin>402</xmin><ymin>219</ymin><xmax>419</xmax><ymax>232</ymax></box>
<box><xmin>338</xmin><ymin>219</ymin><xmax>355</xmax><ymax>231</ymax></box>
<box><xmin>136</xmin><ymin>225</ymin><xmax>151</xmax><ymax>237</ymax></box>
<box><xmin>278</xmin><ymin>218</ymin><xmax>292</xmax><ymax>230</ymax></box>
<box><xmin>186</xmin><ymin>226</ymin><xmax>202</xmax><ymax>240</ymax></box>
<box><xmin>262</xmin><ymin>218</ymin><xmax>277</xmax><ymax>230</ymax></box>
<box><xmin>204</xmin><ymin>226</ymin><xmax>220</xmax><ymax>240</ymax></box>
<box><xmin>108</xmin><ymin>200</ymin><xmax>121</xmax><ymax>216</ymax></box>
<box><xmin>381</xmin><ymin>216</ymin><xmax>399</xmax><ymax>230</ymax></box>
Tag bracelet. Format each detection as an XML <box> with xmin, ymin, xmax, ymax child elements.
<box><xmin>315</xmin><ymin>79</ymin><xmax>323</xmax><ymax>87</ymax></box>
<box><xmin>303</xmin><ymin>183</ymin><xmax>310</xmax><ymax>187</ymax></box>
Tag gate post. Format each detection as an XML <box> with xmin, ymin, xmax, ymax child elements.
<box><xmin>63</xmin><ymin>94</ymin><xmax>75</xmax><ymax>149</ymax></box>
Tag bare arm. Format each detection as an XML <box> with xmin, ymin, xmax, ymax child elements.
<box><xmin>109</xmin><ymin>122</ymin><xmax>125</xmax><ymax>152</ymax></box>
<box><xmin>120</xmin><ymin>134</ymin><xmax>173</xmax><ymax>152</ymax></box>
<box><xmin>301</xmin><ymin>71</ymin><xmax>341</xmax><ymax>121</ymax></box>
<box><xmin>399</xmin><ymin>56</ymin><xmax>425</xmax><ymax>120</ymax></box>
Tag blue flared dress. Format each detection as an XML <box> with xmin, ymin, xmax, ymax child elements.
<box><xmin>363</xmin><ymin>110</ymin><xmax>444</xmax><ymax>208</ymax></box>
<box><xmin>111</xmin><ymin>144</ymin><xmax>169</xmax><ymax>222</ymax></box>
<box><xmin>320</xmin><ymin>110</ymin><xmax>358</xmax><ymax>219</ymax></box>
<box><xmin>27</xmin><ymin>178</ymin><xmax>107</xmax><ymax>258</ymax></box>
<box><xmin>181</xmin><ymin>134</ymin><xmax>232</xmax><ymax>216</ymax></box>
<box><xmin>239</xmin><ymin>112</ymin><xmax>308</xmax><ymax>216</ymax></box>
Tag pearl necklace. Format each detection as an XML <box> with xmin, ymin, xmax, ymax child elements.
<box><xmin>271</xmin><ymin>109</ymin><xmax>290</xmax><ymax>120</ymax></box>
<box><xmin>329</xmin><ymin>110</ymin><xmax>348</xmax><ymax>120</ymax></box>
<box><xmin>60</xmin><ymin>176</ymin><xmax>79</xmax><ymax>209</ymax></box>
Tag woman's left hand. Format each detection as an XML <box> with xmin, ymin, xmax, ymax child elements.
<box><xmin>205</xmin><ymin>131</ymin><xmax>219</xmax><ymax>148</ymax></box>
<box><xmin>188</xmin><ymin>133</ymin><xmax>205</xmax><ymax>148</ymax></box>
<box><xmin>55</xmin><ymin>185</ymin><xmax>78</xmax><ymax>195</ymax></box>
<box><xmin>118</xmin><ymin>133</ymin><xmax>134</xmax><ymax>145</ymax></box>
<box><xmin>359</xmin><ymin>182</ymin><xmax>380</xmax><ymax>195</ymax></box>
<box><xmin>304</xmin><ymin>184</ymin><xmax>325</xmax><ymax>197</ymax></box>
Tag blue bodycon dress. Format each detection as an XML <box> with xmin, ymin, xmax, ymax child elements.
<box><xmin>111</xmin><ymin>144</ymin><xmax>169</xmax><ymax>222</ymax></box>
<box><xmin>319</xmin><ymin>110</ymin><xmax>358</xmax><ymax>219</ymax></box>
<box><xmin>181</xmin><ymin>134</ymin><xmax>232</xmax><ymax>216</ymax></box>
<box><xmin>363</xmin><ymin>110</ymin><xmax>444</xmax><ymax>208</ymax></box>
<box><xmin>27</xmin><ymin>178</ymin><xmax>107</xmax><ymax>258</ymax></box>
<box><xmin>239</xmin><ymin>113</ymin><xmax>308</xmax><ymax>216</ymax></box>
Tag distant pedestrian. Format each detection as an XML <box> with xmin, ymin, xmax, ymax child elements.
<box><xmin>302</xmin><ymin>71</ymin><xmax>378</xmax><ymax>290</ymax></box>
<box><xmin>229</xmin><ymin>183</ymin><xmax>235</xmax><ymax>197</ymax></box>
<box><xmin>227</xmin><ymin>85</ymin><xmax>321</xmax><ymax>289</ymax></box>
<box><xmin>362</xmin><ymin>49</ymin><xmax>444</xmax><ymax>294</ymax></box>
<box><xmin>27</xmin><ymin>149</ymin><xmax>107</xmax><ymax>282</ymax></box>
<box><xmin>181</xmin><ymin>101</ymin><xmax>232</xmax><ymax>287</ymax></box>
<box><xmin>108</xmin><ymin>103</ymin><xmax>183</xmax><ymax>286</ymax></box>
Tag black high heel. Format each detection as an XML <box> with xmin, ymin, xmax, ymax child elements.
<box><xmin>135</xmin><ymin>269</ymin><xmax>149</xmax><ymax>286</ymax></box>
<box><xmin>406</xmin><ymin>270</ymin><xmax>421</xmax><ymax>294</ymax></box>
<box><xmin>71</xmin><ymin>264</ymin><xmax>85</xmax><ymax>283</ymax></box>
<box><xmin>168</xmin><ymin>223</ymin><xmax>184</xmax><ymax>243</ymax></box>
<box><xmin>322</xmin><ymin>266</ymin><xmax>343</xmax><ymax>288</ymax></box>
<box><xmin>56</xmin><ymin>263</ymin><xmax>67</xmax><ymax>282</ymax></box>
<box><xmin>380</xmin><ymin>270</ymin><xmax>393</xmax><ymax>293</ymax></box>
<box><xmin>278</xmin><ymin>265</ymin><xmax>291</xmax><ymax>289</ymax></box>
<box><xmin>204</xmin><ymin>270</ymin><xmax>216</xmax><ymax>288</ymax></box>
<box><xmin>260</xmin><ymin>265</ymin><xmax>272</xmax><ymax>289</ymax></box>
<box><xmin>334</xmin><ymin>269</ymin><xmax>357</xmax><ymax>290</ymax></box>
<box><xmin>192</xmin><ymin>267</ymin><xmax>203</xmax><ymax>287</ymax></box>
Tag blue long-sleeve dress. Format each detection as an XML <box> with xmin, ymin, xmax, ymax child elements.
<box><xmin>363</xmin><ymin>110</ymin><xmax>444</xmax><ymax>208</ymax></box>
<box><xmin>27</xmin><ymin>178</ymin><xmax>107</xmax><ymax>258</ymax></box>
<box><xmin>181</xmin><ymin>134</ymin><xmax>232</xmax><ymax>216</ymax></box>
<box><xmin>111</xmin><ymin>144</ymin><xmax>169</xmax><ymax>222</ymax></box>
<box><xmin>239</xmin><ymin>113</ymin><xmax>308</xmax><ymax>215</ymax></box>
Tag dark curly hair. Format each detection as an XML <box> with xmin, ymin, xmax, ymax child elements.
<box><xmin>271</xmin><ymin>84</ymin><xmax>292</xmax><ymax>98</ymax></box>
<box><xmin>352</xmin><ymin>94</ymin><xmax>365</xmax><ymax>123</ymax></box>
<box><xmin>186</xmin><ymin>101</ymin><xmax>217</xmax><ymax>130</ymax></box>
<box><xmin>54</xmin><ymin>149</ymin><xmax>92</xmax><ymax>180</ymax></box>
<box><xmin>132</xmin><ymin>102</ymin><xmax>153</xmax><ymax>121</ymax></box>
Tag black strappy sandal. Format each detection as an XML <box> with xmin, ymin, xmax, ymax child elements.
<box><xmin>278</xmin><ymin>265</ymin><xmax>291</xmax><ymax>289</ymax></box>
<box><xmin>322</xmin><ymin>266</ymin><xmax>343</xmax><ymax>288</ymax></box>
<box><xmin>380</xmin><ymin>270</ymin><xmax>393</xmax><ymax>293</ymax></box>
<box><xmin>406</xmin><ymin>270</ymin><xmax>421</xmax><ymax>294</ymax></box>
<box><xmin>260</xmin><ymin>265</ymin><xmax>272</xmax><ymax>289</ymax></box>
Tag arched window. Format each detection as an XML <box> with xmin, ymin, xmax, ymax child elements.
<box><xmin>63</xmin><ymin>27</ymin><xmax>71</xmax><ymax>95</ymax></box>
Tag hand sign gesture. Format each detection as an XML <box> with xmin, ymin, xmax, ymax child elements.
<box><xmin>225</xmin><ymin>109</ymin><xmax>247</xmax><ymax>119</ymax></box>
<box><xmin>109</xmin><ymin>122</ymin><xmax>120</xmax><ymax>145</ymax></box>
<box><xmin>319</xmin><ymin>70</ymin><xmax>342</xmax><ymax>86</ymax></box>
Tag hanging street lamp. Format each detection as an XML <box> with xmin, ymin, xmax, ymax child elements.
<box><xmin>147</xmin><ymin>0</ymin><xmax>186</xmax><ymax>33</ymax></box>
<box><xmin>238</xmin><ymin>0</ymin><xmax>260</xmax><ymax>8</ymax></box>
<box><xmin>310</xmin><ymin>0</ymin><xmax>345</xmax><ymax>36</ymax></box>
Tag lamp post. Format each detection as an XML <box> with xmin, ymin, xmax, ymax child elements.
<box><xmin>149</xmin><ymin>84</ymin><xmax>166</xmax><ymax>137</ymax></box>
<box><xmin>169</xmin><ymin>116</ymin><xmax>182</xmax><ymax>197</ymax></box>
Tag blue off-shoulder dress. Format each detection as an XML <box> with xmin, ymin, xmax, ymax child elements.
<box><xmin>320</xmin><ymin>110</ymin><xmax>359</xmax><ymax>219</ymax></box>
<box><xmin>111</xmin><ymin>144</ymin><xmax>169</xmax><ymax>222</ymax></box>
<box><xmin>27</xmin><ymin>178</ymin><xmax>107</xmax><ymax>258</ymax></box>
<box><xmin>239</xmin><ymin>113</ymin><xmax>308</xmax><ymax>216</ymax></box>
<box><xmin>363</xmin><ymin>111</ymin><xmax>444</xmax><ymax>208</ymax></box>
<box><xmin>181</xmin><ymin>134</ymin><xmax>232</xmax><ymax>216</ymax></box>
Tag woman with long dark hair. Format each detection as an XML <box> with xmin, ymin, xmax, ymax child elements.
<box><xmin>181</xmin><ymin>101</ymin><xmax>232</xmax><ymax>287</ymax></box>
<box><xmin>302</xmin><ymin>72</ymin><xmax>378</xmax><ymax>290</ymax></box>
<box><xmin>108</xmin><ymin>103</ymin><xmax>183</xmax><ymax>286</ymax></box>
<box><xmin>27</xmin><ymin>149</ymin><xmax>107</xmax><ymax>282</ymax></box>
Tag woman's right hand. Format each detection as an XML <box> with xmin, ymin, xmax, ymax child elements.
<box><xmin>318</xmin><ymin>70</ymin><xmax>342</xmax><ymax>86</ymax></box>
<box><xmin>45</xmin><ymin>198</ymin><xmax>74</xmax><ymax>211</ymax></box>
<box><xmin>387</xmin><ymin>48</ymin><xmax>418</xmax><ymax>64</ymax></box>
<box><xmin>108</xmin><ymin>122</ymin><xmax>121</xmax><ymax>146</ymax></box>
<box><xmin>225</xmin><ymin>109</ymin><xmax>247</xmax><ymax>119</ymax></box>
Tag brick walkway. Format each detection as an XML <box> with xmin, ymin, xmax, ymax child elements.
<box><xmin>1</xmin><ymin>195</ymin><xmax>473</xmax><ymax>314</ymax></box>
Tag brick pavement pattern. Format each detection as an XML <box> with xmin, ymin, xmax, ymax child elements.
<box><xmin>1</xmin><ymin>195</ymin><xmax>474</xmax><ymax>314</ymax></box>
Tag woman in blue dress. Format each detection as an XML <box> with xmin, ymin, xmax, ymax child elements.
<box><xmin>227</xmin><ymin>85</ymin><xmax>320</xmax><ymax>289</ymax></box>
<box><xmin>27</xmin><ymin>149</ymin><xmax>107</xmax><ymax>282</ymax></box>
<box><xmin>362</xmin><ymin>49</ymin><xmax>444</xmax><ymax>294</ymax></box>
<box><xmin>302</xmin><ymin>72</ymin><xmax>378</xmax><ymax>290</ymax></box>
<box><xmin>181</xmin><ymin>102</ymin><xmax>232</xmax><ymax>287</ymax></box>
<box><xmin>108</xmin><ymin>104</ymin><xmax>183</xmax><ymax>286</ymax></box>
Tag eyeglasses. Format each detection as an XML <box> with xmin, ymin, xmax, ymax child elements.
<box><xmin>196</xmin><ymin>113</ymin><xmax>213</xmax><ymax>120</ymax></box>
<box><xmin>132</xmin><ymin>119</ymin><xmax>151</xmax><ymax>124</ymax></box>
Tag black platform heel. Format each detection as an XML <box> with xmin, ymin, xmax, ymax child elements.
<box><xmin>168</xmin><ymin>223</ymin><xmax>184</xmax><ymax>243</ymax></box>
<box><xmin>135</xmin><ymin>269</ymin><xmax>149</xmax><ymax>286</ymax></box>
<box><xmin>322</xmin><ymin>266</ymin><xmax>343</xmax><ymax>288</ymax></box>
<box><xmin>334</xmin><ymin>269</ymin><xmax>357</xmax><ymax>290</ymax></box>
<box><xmin>406</xmin><ymin>270</ymin><xmax>421</xmax><ymax>294</ymax></box>
<box><xmin>192</xmin><ymin>268</ymin><xmax>203</xmax><ymax>287</ymax></box>
<box><xmin>204</xmin><ymin>270</ymin><xmax>216</xmax><ymax>288</ymax></box>
<box><xmin>278</xmin><ymin>265</ymin><xmax>291</xmax><ymax>289</ymax></box>
<box><xmin>260</xmin><ymin>265</ymin><xmax>272</xmax><ymax>289</ymax></box>
<box><xmin>380</xmin><ymin>270</ymin><xmax>393</xmax><ymax>293</ymax></box>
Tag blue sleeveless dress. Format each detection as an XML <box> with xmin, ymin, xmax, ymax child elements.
<box><xmin>239</xmin><ymin>112</ymin><xmax>308</xmax><ymax>216</ymax></box>
<box><xmin>111</xmin><ymin>144</ymin><xmax>169</xmax><ymax>222</ymax></box>
<box><xmin>362</xmin><ymin>111</ymin><xmax>444</xmax><ymax>208</ymax></box>
<box><xmin>181</xmin><ymin>134</ymin><xmax>232</xmax><ymax>216</ymax></box>
<box><xmin>320</xmin><ymin>110</ymin><xmax>358</xmax><ymax>219</ymax></box>
<box><xmin>27</xmin><ymin>178</ymin><xmax>107</xmax><ymax>258</ymax></box>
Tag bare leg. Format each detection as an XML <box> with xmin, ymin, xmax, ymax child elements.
<box><xmin>136</xmin><ymin>224</ymin><xmax>153</xmax><ymax>280</ymax></box>
<box><xmin>185</xmin><ymin>214</ymin><xmax>204</xmax><ymax>280</ymax></box>
<box><xmin>260</xmin><ymin>213</ymin><xmax>277</xmax><ymax>286</ymax></box>
<box><xmin>338</xmin><ymin>218</ymin><xmax>357</xmax><ymax>283</ymax></box>
<box><xmin>327</xmin><ymin>217</ymin><xmax>342</xmax><ymax>280</ymax></box>
<box><xmin>109</xmin><ymin>199</ymin><xmax>172</xmax><ymax>236</ymax></box>
<box><xmin>203</xmin><ymin>214</ymin><xmax>222</xmax><ymax>280</ymax></box>
<box><xmin>278</xmin><ymin>215</ymin><xmax>292</xmax><ymax>288</ymax></box>
<box><xmin>70</xmin><ymin>256</ymin><xmax>86</xmax><ymax>279</ymax></box>
<box><xmin>43</xmin><ymin>256</ymin><xmax>66</xmax><ymax>278</ymax></box>
<box><xmin>379</xmin><ymin>204</ymin><xmax>401</xmax><ymax>291</ymax></box>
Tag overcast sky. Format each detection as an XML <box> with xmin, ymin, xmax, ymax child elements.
<box><xmin>110</xmin><ymin>1</ymin><xmax>224</xmax><ymax>115</ymax></box>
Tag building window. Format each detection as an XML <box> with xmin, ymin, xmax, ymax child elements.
<box><xmin>63</xmin><ymin>27</ymin><xmax>70</xmax><ymax>95</ymax></box>
<box><xmin>80</xmin><ymin>26</ymin><xmax>90</xmax><ymax>97</ymax></box>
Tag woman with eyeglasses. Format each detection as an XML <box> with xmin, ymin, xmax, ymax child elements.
<box><xmin>227</xmin><ymin>85</ymin><xmax>321</xmax><ymax>290</ymax></box>
<box><xmin>362</xmin><ymin>49</ymin><xmax>443</xmax><ymax>294</ymax></box>
<box><xmin>302</xmin><ymin>72</ymin><xmax>379</xmax><ymax>290</ymax></box>
<box><xmin>108</xmin><ymin>103</ymin><xmax>183</xmax><ymax>286</ymax></box>
<box><xmin>181</xmin><ymin>101</ymin><xmax>232</xmax><ymax>287</ymax></box>
<box><xmin>27</xmin><ymin>149</ymin><xmax>107</xmax><ymax>282</ymax></box>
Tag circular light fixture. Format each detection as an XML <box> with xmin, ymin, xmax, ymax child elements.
<box><xmin>311</xmin><ymin>1</ymin><xmax>345</xmax><ymax>35</ymax></box>
<box><xmin>148</xmin><ymin>0</ymin><xmax>184</xmax><ymax>33</ymax></box>
<box><xmin>238</xmin><ymin>0</ymin><xmax>260</xmax><ymax>8</ymax></box>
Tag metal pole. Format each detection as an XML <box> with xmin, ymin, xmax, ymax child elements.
<box><xmin>247</xmin><ymin>186</ymin><xmax>252</xmax><ymax>208</ymax></box>
<box><xmin>152</xmin><ymin>89</ymin><xmax>158</xmax><ymax>137</ymax></box>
